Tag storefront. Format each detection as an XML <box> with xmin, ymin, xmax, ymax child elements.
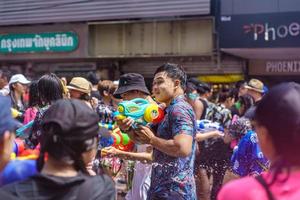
<box><xmin>0</xmin><ymin>0</ymin><xmax>245</xmax><ymax>81</ymax></box>
<box><xmin>249</xmin><ymin>60</ymin><xmax>300</xmax><ymax>85</ymax></box>
<box><xmin>219</xmin><ymin>0</ymin><xmax>300</xmax><ymax>85</ymax></box>
<box><xmin>89</xmin><ymin>18</ymin><xmax>245</xmax><ymax>81</ymax></box>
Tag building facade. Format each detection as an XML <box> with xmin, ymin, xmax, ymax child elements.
<box><xmin>0</xmin><ymin>0</ymin><xmax>244</xmax><ymax>82</ymax></box>
<box><xmin>219</xmin><ymin>0</ymin><xmax>300</xmax><ymax>85</ymax></box>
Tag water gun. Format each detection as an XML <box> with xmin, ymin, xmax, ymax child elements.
<box><xmin>15</xmin><ymin>120</ymin><xmax>34</xmax><ymax>137</ymax></box>
<box><xmin>197</xmin><ymin>119</ymin><xmax>224</xmax><ymax>133</ymax></box>
<box><xmin>100</xmin><ymin>128</ymin><xmax>134</xmax><ymax>152</ymax></box>
<box><xmin>114</xmin><ymin>98</ymin><xmax>164</xmax><ymax>127</ymax></box>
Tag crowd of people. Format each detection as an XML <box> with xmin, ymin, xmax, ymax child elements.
<box><xmin>0</xmin><ymin>64</ymin><xmax>300</xmax><ymax>200</ymax></box>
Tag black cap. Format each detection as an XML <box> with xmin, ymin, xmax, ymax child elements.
<box><xmin>42</xmin><ymin>99</ymin><xmax>99</xmax><ymax>141</ymax></box>
<box><xmin>113</xmin><ymin>73</ymin><xmax>150</xmax><ymax>99</ymax></box>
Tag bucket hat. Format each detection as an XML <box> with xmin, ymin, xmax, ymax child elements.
<box><xmin>245</xmin><ymin>79</ymin><xmax>264</xmax><ymax>93</ymax></box>
<box><xmin>67</xmin><ymin>77</ymin><xmax>92</xmax><ymax>95</ymax></box>
<box><xmin>113</xmin><ymin>73</ymin><xmax>150</xmax><ymax>99</ymax></box>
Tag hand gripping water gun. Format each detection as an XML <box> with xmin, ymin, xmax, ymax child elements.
<box><xmin>114</xmin><ymin>98</ymin><xmax>164</xmax><ymax>127</ymax></box>
<box><xmin>197</xmin><ymin>119</ymin><xmax>224</xmax><ymax>133</ymax></box>
<box><xmin>100</xmin><ymin>128</ymin><xmax>134</xmax><ymax>152</ymax></box>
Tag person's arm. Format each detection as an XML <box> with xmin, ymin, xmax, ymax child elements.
<box><xmin>135</xmin><ymin>104</ymin><xmax>195</xmax><ymax>158</ymax></box>
<box><xmin>134</xmin><ymin>124</ymin><xmax>194</xmax><ymax>157</ymax></box>
<box><xmin>0</xmin><ymin>131</ymin><xmax>15</xmax><ymax>171</ymax></box>
<box><xmin>195</xmin><ymin>130</ymin><xmax>223</xmax><ymax>142</ymax></box>
<box><xmin>149</xmin><ymin>132</ymin><xmax>193</xmax><ymax>157</ymax></box>
<box><xmin>103</xmin><ymin>146</ymin><xmax>153</xmax><ymax>163</ymax></box>
<box><xmin>193</xmin><ymin>99</ymin><xmax>204</xmax><ymax>120</ymax></box>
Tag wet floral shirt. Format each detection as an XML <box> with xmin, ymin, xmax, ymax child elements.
<box><xmin>148</xmin><ymin>95</ymin><xmax>197</xmax><ymax>200</ymax></box>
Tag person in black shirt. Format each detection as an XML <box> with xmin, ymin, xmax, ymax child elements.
<box><xmin>0</xmin><ymin>99</ymin><xmax>115</xmax><ymax>200</ymax></box>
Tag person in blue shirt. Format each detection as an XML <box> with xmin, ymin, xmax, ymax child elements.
<box><xmin>228</xmin><ymin>117</ymin><xmax>269</xmax><ymax>176</ymax></box>
<box><xmin>119</xmin><ymin>63</ymin><xmax>197</xmax><ymax>200</ymax></box>
<box><xmin>0</xmin><ymin>96</ymin><xmax>19</xmax><ymax>172</ymax></box>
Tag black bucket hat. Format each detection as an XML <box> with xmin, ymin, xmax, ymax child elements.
<box><xmin>113</xmin><ymin>73</ymin><xmax>150</xmax><ymax>99</ymax></box>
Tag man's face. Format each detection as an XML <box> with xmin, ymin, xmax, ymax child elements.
<box><xmin>69</xmin><ymin>89</ymin><xmax>84</xmax><ymax>99</ymax></box>
<box><xmin>152</xmin><ymin>72</ymin><xmax>176</xmax><ymax>103</ymax></box>
<box><xmin>239</xmin><ymin>85</ymin><xmax>248</xmax><ymax>97</ymax></box>
<box><xmin>13</xmin><ymin>82</ymin><xmax>27</xmax><ymax>95</ymax></box>
<box><xmin>120</xmin><ymin>90</ymin><xmax>141</xmax><ymax>101</ymax></box>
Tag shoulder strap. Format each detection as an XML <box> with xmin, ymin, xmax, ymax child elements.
<box><xmin>255</xmin><ymin>175</ymin><xmax>276</xmax><ymax>200</ymax></box>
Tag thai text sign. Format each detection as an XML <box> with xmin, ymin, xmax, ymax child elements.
<box><xmin>0</xmin><ymin>32</ymin><xmax>78</xmax><ymax>53</ymax></box>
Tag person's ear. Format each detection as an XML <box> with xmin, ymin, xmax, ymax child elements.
<box><xmin>103</xmin><ymin>90</ymin><xmax>109</xmax><ymax>96</ymax></box>
<box><xmin>174</xmin><ymin>80</ymin><xmax>180</xmax><ymax>89</ymax></box>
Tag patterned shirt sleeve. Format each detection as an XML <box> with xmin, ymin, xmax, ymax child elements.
<box><xmin>169</xmin><ymin>104</ymin><xmax>195</xmax><ymax>137</ymax></box>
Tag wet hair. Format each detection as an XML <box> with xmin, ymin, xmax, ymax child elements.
<box><xmin>186</xmin><ymin>81</ymin><xmax>197</xmax><ymax>94</ymax></box>
<box><xmin>197</xmin><ymin>82</ymin><xmax>211</xmax><ymax>95</ymax></box>
<box><xmin>87</xmin><ymin>71</ymin><xmax>99</xmax><ymax>85</ymax></box>
<box><xmin>108</xmin><ymin>84</ymin><xmax>117</xmax><ymax>95</ymax></box>
<box><xmin>218</xmin><ymin>88</ymin><xmax>235</xmax><ymax>103</ymax></box>
<box><xmin>235</xmin><ymin>80</ymin><xmax>247</xmax><ymax>89</ymax></box>
<box><xmin>188</xmin><ymin>77</ymin><xmax>200</xmax><ymax>86</ymax></box>
<box><xmin>28</xmin><ymin>80</ymin><xmax>40</xmax><ymax>107</ymax></box>
<box><xmin>238</xmin><ymin>94</ymin><xmax>254</xmax><ymax>115</ymax></box>
<box><xmin>98</xmin><ymin>80</ymin><xmax>114</xmax><ymax>96</ymax></box>
<box><xmin>79</xmin><ymin>93</ymin><xmax>91</xmax><ymax>101</ymax></box>
<box><xmin>254</xmin><ymin>82</ymin><xmax>300</xmax><ymax>184</ymax></box>
<box><xmin>37</xmin><ymin>73</ymin><xmax>64</xmax><ymax>106</ymax></box>
<box><xmin>36</xmin><ymin>99</ymin><xmax>99</xmax><ymax>174</ymax></box>
<box><xmin>154</xmin><ymin>63</ymin><xmax>187</xmax><ymax>90</ymax></box>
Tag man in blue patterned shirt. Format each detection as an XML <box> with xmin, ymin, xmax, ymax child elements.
<box><xmin>123</xmin><ymin>63</ymin><xmax>197</xmax><ymax>200</ymax></box>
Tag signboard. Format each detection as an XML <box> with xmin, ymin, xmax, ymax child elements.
<box><xmin>219</xmin><ymin>12</ymin><xmax>300</xmax><ymax>48</ymax></box>
<box><xmin>0</xmin><ymin>32</ymin><xmax>78</xmax><ymax>53</ymax></box>
<box><xmin>249</xmin><ymin>60</ymin><xmax>300</xmax><ymax>75</ymax></box>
